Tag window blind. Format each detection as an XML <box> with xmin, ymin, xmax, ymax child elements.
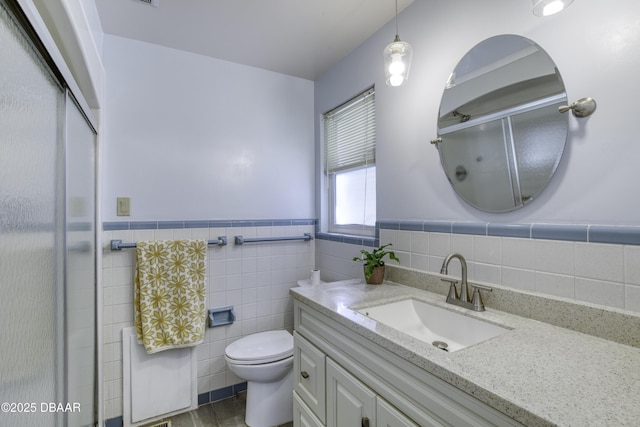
<box><xmin>324</xmin><ymin>87</ymin><xmax>375</xmax><ymax>174</ymax></box>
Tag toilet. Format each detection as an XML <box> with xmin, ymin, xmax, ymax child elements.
<box><xmin>224</xmin><ymin>330</ymin><xmax>294</xmax><ymax>427</ymax></box>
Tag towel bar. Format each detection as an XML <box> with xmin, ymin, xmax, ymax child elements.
<box><xmin>110</xmin><ymin>236</ymin><xmax>227</xmax><ymax>251</ymax></box>
<box><xmin>234</xmin><ymin>233</ymin><xmax>313</xmax><ymax>245</ymax></box>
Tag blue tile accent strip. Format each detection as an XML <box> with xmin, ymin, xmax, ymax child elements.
<box><xmin>292</xmin><ymin>219</ymin><xmax>315</xmax><ymax>226</ymax></box>
<box><xmin>374</xmin><ymin>220</ymin><xmax>640</xmax><ymax>246</ymax></box>
<box><xmin>104</xmin><ymin>416</ymin><xmax>122</xmax><ymax>427</ymax></box>
<box><xmin>103</xmin><ymin>222</ymin><xmax>129</xmax><ymax>231</ymax></box>
<box><xmin>104</xmin><ymin>219</ymin><xmax>315</xmax><ymax>231</ymax></box>
<box><xmin>423</xmin><ymin>221</ymin><xmax>453</xmax><ymax>233</ymax></box>
<box><xmin>210</xmin><ymin>385</ymin><xmax>234</xmax><ymax>402</ymax></box>
<box><xmin>196</xmin><ymin>381</ymin><xmax>249</xmax><ymax>407</ymax></box>
<box><xmin>589</xmin><ymin>225</ymin><xmax>640</xmax><ymax>245</ymax></box>
<box><xmin>209</xmin><ymin>220</ymin><xmax>233</xmax><ymax>228</ymax></box>
<box><xmin>315</xmin><ymin>232</ymin><xmax>377</xmax><ymax>247</ymax></box>
<box><xmin>398</xmin><ymin>221</ymin><xmax>423</xmax><ymax>231</ymax></box>
<box><xmin>198</xmin><ymin>391</ymin><xmax>211</xmax><ymax>405</ymax></box>
<box><xmin>531</xmin><ymin>224</ymin><xmax>588</xmax><ymax>242</ymax></box>
<box><xmin>231</xmin><ymin>220</ymin><xmax>257</xmax><ymax>228</ymax></box>
<box><xmin>158</xmin><ymin>220</ymin><xmax>184</xmax><ymax>229</ymax></box>
<box><xmin>130</xmin><ymin>221</ymin><xmax>157</xmax><ymax>230</ymax></box>
<box><xmin>488</xmin><ymin>223</ymin><xmax>532</xmax><ymax>238</ymax></box>
<box><xmin>104</xmin><ymin>218</ymin><xmax>640</xmax><ymax>246</ymax></box>
<box><xmin>185</xmin><ymin>220</ymin><xmax>210</xmax><ymax>228</ymax></box>
<box><xmin>452</xmin><ymin>222</ymin><xmax>486</xmax><ymax>236</ymax></box>
<box><xmin>378</xmin><ymin>220</ymin><xmax>399</xmax><ymax>230</ymax></box>
<box><xmin>233</xmin><ymin>382</ymin><xmax>247</xmax><ymax>393</ymax></box>
<box><xmin>205</xmin><ymin>382</ymin><xmax>248</xmax><ymax>403</ymax></box>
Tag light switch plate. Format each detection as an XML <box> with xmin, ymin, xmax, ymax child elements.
<box><xmin>117</xmin><ymin>197</ymin><xmax>130</xmax><ymax>216</ymax></box>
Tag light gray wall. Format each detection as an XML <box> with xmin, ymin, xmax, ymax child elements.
<box><xmin>102</xmin><ymin>35</ymin><xmax>315</xmax><ymax>222</ymax></box>
<box><xmin>100</xmin><ymin>34</ymin><xmax>317</xmax><ymax>420</ymax></box>
<box><xmin>315</xmin><ymin>0</ymin><xmax>640</xmax><ymax>226</ymax></box>
<box><xmin>314</xmin><ymin>0</ymin><xmax>640</xmax><ymax>312</ymax></box>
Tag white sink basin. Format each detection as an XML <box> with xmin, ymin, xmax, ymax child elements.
<box><xmin>355</xmin><ymin>299</ymin><xmax>509</xmax><ymax>352</ymax></box>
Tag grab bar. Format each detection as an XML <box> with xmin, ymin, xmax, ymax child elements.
<box><xmin>234</xmin><ymin>233</ymin><xmax>313</xmax><ymax>245</ymax></box>
<box><xmin>110</xmin><ymin>236</ymin><xmax>227</xmax><ymax>251</ymax></box>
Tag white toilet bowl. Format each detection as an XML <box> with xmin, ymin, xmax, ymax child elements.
<box><xmin>224</xmin><ymin>330</ymin><xmax>294</xmax><ymax>427</ymax></box>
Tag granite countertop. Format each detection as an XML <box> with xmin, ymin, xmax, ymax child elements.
<box><xmin>290</xmin><ymin>279</ymin><xmax>640</xmax><ymax>427</ymax></box>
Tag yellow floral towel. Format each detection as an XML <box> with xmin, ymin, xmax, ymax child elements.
<box><xmin>134</xmin><ymin>240</ymin><xmax>207</xmax><ymax>354</ymax></box>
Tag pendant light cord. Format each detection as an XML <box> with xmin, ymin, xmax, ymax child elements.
<box><xmin>395</xmin><ymin>0</ymin><xmax>399</xmax><ymax>37</ymax></box>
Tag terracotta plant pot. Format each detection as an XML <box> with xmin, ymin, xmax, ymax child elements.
<box><xmin>365</xmin><ymin>265</ymin><xmax>385</xmax><ymax>285</ymax></box>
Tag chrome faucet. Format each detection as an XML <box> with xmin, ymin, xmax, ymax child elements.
<box><xmin>440</xmin><ymin>253</ymin><xmax>492</xmax><ymax>311</ymax></box>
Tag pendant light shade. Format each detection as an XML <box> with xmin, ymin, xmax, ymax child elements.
<box><xmin>384</xmin><ymin>36</ymin><xmax>413</xmax><ymax>87</ymax></box>
<box><xmin>532</xmin><ymin>0</ymin><xmax>574</xmax><ymax>16</ymax></box>
<box><xmin>384</xmin><ymin>0</ymin><xmax>412</xmax><ymax>87</ymax></box>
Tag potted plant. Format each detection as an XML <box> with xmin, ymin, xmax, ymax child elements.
<box><xmin>353</xmin><ymin>243</ymin><xmax>400</xmax><ymax>284</ymax></box>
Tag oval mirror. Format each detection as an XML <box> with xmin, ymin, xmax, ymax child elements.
<box><xmin>435</xmin><ymin>35</ymin><xmax>568</xmax><ymax>213</ymax></box>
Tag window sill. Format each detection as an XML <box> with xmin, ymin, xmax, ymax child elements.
<box><xmin>315</xmin><ymin>232</ymin><xmax>377</xmax><ymax>247</ymax></box>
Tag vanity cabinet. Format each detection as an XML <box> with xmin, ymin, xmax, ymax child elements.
<box><xmin>327</xmin><ymin>358</ymin><xmax>418</xmax><ymax>427</ymax></box>
<box><xmin>293</xmin><ymin>300</ymin><xmax>523</xmax><ymax>427</ymax></box>
<box><xmin>295</xmin><ymin>332</ymin><xmax>417</xmax><ymax>427</ymax></box>
<box><xmin>293</xmin><ymin>392</ymin><xmax>324</xmax><ymax>427</ymax></box>
<box><xmin>294</xmin><ymin>331</ymin><xmax>326</xmax><ymax>424</ymax></box>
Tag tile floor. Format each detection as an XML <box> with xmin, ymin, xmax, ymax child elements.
<box><xmin>143</xmin><ymin>392</ymin><xmax>293</xmax><ymax>427</ymax></box>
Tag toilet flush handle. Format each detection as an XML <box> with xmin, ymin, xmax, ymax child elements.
<box><xmin>300</xmin><ymin>371</ymin><xmax>310</xmax><ymax>379</ymax></box>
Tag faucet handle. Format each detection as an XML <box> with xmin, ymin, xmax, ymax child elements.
<box><xmin>471</xmin><ymin>284</ymin><xmax>492</xmax><ymax>311</ymax></box>
<box><xmin>441</xmin><ymin>278</ymin><xmax>459</xmax><ymax>301</ymax></box>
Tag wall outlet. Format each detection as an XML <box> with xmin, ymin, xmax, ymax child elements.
<box><xmin>117</xmin><ymin>197</ymin><xmax>130</xmax><ymax>216</ymax></box>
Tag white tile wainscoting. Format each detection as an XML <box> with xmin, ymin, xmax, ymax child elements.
<box><xmin>316</xmin><ymin>222</ymin><xmax>640</xmax><ymax>314</ymax></box>
<box><xmin>101</xmin><ymin>220</ymin><xmax>315</xmax><ymax>422</ymax></box>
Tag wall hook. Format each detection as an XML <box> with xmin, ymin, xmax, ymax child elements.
<box><xmin>559</xmin><ymin>97</ymin><xmax>597</xmax><ymax>118</ymax></box>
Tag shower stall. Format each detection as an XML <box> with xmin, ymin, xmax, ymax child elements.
<box><xmin>0</xmin><ymin>0</ymin><xmax>97</xmax><ymax>426</ymax></box>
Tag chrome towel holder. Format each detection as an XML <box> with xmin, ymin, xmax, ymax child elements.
<box><xmin>110</xmin><ymin>236</ymin><xmax>227</xmax><ymax>251</ymax></box>
<box><xmin>110</xmin><ymin>233</ymin><xmax>313</xmax><ymax>251</ymax></box>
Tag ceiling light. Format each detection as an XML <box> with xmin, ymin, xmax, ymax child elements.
<box><xmin>384</xmin><ymin>0</ymin><xmax>413</xmax><ymax>87</ymax></box>
<box><xmin>532</xmin><ymin>0</ymin><xmax>574</xmax><ymax>16</ymax></box>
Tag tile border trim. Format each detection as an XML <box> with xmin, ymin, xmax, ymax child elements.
<box><xmin>315</xmin><ymin>232</ymin><xmax>377</xmax><ymax>247</ymax></box>
<box><xmin>198</xmin><ymin>381</ymin><xmax>247</xmax><ymax>405</ymax></box>
<box><xmin>103</xmin><ymin>218</ymin><xmax>316</xmax><ymax>231</ymax></box>
<box><xmin>377</xmin><ymin>220</ymin><xmax>640</xmax><ymax>246</ymax></box>
<box><xmin>104</xmin><ymin>416</ymin><xmax>122</xmax><ymax>427</ymax></box>
<box><xmin>104</xmin><ymin>219</ymin><xmax>640</xmax><ymax>246</ymax></box>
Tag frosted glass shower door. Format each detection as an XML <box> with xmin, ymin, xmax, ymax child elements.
<box><xmin>0</xmin><ymin>1</ymin><xmax>64</xmax><ymax>426</ymax></box>
<box><xmin>65</xmin><ymin>92</ymin><xmax>97</xmax><ymax>427</ymax></box>
<box><xmin>1</xmin><ymin>2</ymin><xmax>97</xmax><ymax>426</ymax></box>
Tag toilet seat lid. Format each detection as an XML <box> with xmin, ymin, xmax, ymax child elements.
<box><xmin>225</xmin><ymin>330</ymin><xmax>293</xmax><ymax>364</ymax></box>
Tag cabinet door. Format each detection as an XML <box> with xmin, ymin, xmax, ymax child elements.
<box><xmin>327</xmin><ymin>359</ymin><xmax>376</xmax><ymax>427</ymax></box>
<box><xmin>377</xmin><ymin>398</ymin><xmax>420</xmax><ymax>427</ymax></box>
<box><xmin>294</xmin><ymin>392</ymin><xmax>325</xmax><ymax>427</ymax></box>
<box><xmin>294</xmin><ymin>332</ymin><xmax>326</xmax><ymax>423</ymax></box>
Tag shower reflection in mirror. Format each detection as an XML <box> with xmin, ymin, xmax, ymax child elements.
<box><xmin>434</xmin><ymin>34</ymin><xmax>569</xmax><ymax>213</ymax></box>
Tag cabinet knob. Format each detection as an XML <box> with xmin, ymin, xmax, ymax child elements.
<box><xmin>300</xmin><ymin>371</ymin><xmax>310</xmax><ymax>379</ymax></box>
<box><xmin>361</xmin><ymin>416</ymin><xmax>370</xmax><ymax>427</ymax></box>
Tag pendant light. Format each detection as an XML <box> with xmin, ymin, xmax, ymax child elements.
<box><xmin>384</xmin><ymin>0</ymin><xmax>413</xmax><ymax>87</ymax></box>
<box><xmin>532</xmin><ymin>0</ymin><xmax>574</xmax><ymax>16</ymax></box>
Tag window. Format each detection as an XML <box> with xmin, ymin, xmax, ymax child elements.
<box><xmin>324</xmin><ymin>87</ymin><xmax>376</xmax><ymax>236</ymax></box>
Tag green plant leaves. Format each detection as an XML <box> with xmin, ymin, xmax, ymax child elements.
<box><xmin>352</xmin><ymin>243</ymin><xmax>400</xmax><ymax>280</ymax></box>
